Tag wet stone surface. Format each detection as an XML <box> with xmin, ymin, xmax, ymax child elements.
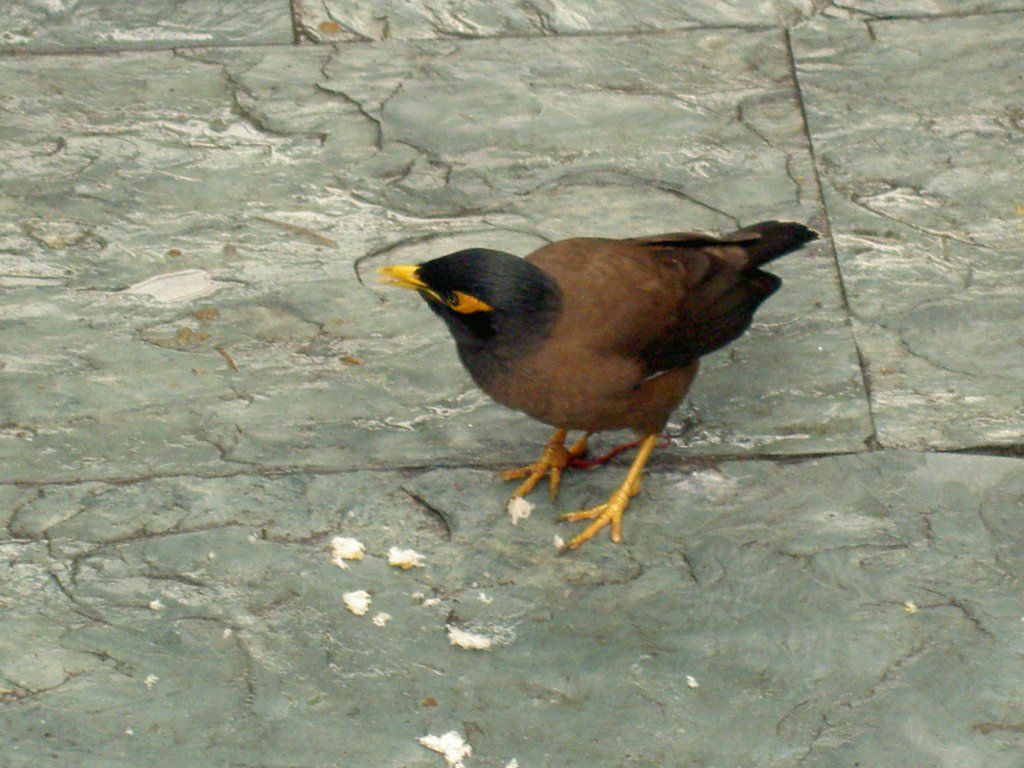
<box><xmin>0</xmin><ymin>1</ymin><xmax>294</xmax><ymax>50</ymax></box>
<box><xmin>1</xmin><ymin>32</ymin><xmax>868</xmax><ymax>485</ymax></box>
<box><xmin>291</xmin><ymin>0</ymin><xmax>822</xmax><ymax>42</ymax></box>
<box><xmin>3</xmin><ymin>454</ymin><xmax>1024</xmax><ymax>766</ymax></box>
<box><xmin>793</xmin><ymin>15</ymin><xmax>1024</xmax><ymax>449</ymax></box>
<box><xmin>2</xmin><ymin>3</ymin><xmax>1023</xmax><ymax>768</ymax></box>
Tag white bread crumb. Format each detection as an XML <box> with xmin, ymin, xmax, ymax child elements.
<box><xmin>330</xmin><ymin>536</ymin><xmax>365</xmax><ymax>569</ymax></box>
<box><xmin>388</xmin><ymin>546</ymin><xmax>426</xmax><ymax>569</ymax></box>
<box><xmin>417</xmin><ymin>731</ymin><xmax>472</xmax><ymax>768</ymax></box>
<box><xmin>447</xmin><ymin>625</ymin><xmax>493</xmax><ymax>651</ymax></box>
<box><xmin>342</xmin><ymin>590</ymin><xmax>371</xmax><ymax>616</ymax></box>
<box><xmin>507</xmin><ymin>496</ymin><xmax>534</xmax><ymax>525</ymax></box>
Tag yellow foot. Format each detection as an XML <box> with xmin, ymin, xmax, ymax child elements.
<box><xmin>558</xmin><ymin>433</ymin><xmax>659</xmax><ymax>550</ymax></box>
<box><xmin>500</xmin><ymin>428</ymin><xmax>588</xmax><ymax>501</ymax></box>
<box><xmin>560</xmin><ymin>480</ymin><xmax>639</xmax><ymax>549</ymax></box>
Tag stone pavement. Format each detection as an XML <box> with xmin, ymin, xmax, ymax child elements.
<box><xmin>1</xmin><ymin>2</ymin><xmax>1022</xmax><ymax>766</ymax></box>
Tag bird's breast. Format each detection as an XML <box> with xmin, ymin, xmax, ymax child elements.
<box><xmin>462</xmin><ymin>343</ymin><xmax>696</xmax><ymax>435</ymax></box>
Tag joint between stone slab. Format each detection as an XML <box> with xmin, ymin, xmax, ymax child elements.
<box><xmin>8</xmin><ymin>444</ymin><xmax>1023</xmax><ymax>491</ymax></box>
<box><xmin>940</xmin><ymin>444</ymin><xmax>1024</xmax><ymax>459</ymax></box>
<box><xmin>784</xmin><ymin>27</ymin><xmax>880</xmax><ymax>451</ymax></box>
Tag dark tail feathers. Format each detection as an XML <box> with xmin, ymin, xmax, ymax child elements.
<box><xmin>733</xmin><ymin>221</ymin><xmax>818</xmax><ymax>268</ymax></box>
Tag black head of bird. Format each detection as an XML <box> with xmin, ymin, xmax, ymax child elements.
<box><xmin>378</xmin><ymin>247</ymin><xmax>560</xmax><ymax>354</ymax></box>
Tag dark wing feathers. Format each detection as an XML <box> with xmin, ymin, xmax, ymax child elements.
<box><xmin>636</xmin><ymin>221</ymin><xmax>816</xmax><ymax>373</ymax></box>
<box><xmin>724</xmin><ymin>221</ymin><xmax>818</xmax><ymax>267</ymax></box>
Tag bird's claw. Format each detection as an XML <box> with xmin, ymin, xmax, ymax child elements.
<box><xmin>559</xmin><ymin>481</ymin><xmax>640</xmax><ymax>550</ymax></box>
<box><xmin>500</xmin><ymin>429</ymin><xmax>587</xmax><ymax>501</ymax></box>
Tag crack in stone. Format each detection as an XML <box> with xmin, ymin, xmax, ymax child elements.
<box><xmin>827</xmin><ymin>1</ymin><xmax>884</xmax><ymax>20</ymax></box>
<box><xmin>520</xmin><ymin>0</ymin><xmax>557</xmax><ymax>35</ymax></box>
<box><xmin>944</xmin><ymin>444</ymin><xmax>1024</xmax><ymax>458</ymax></box>
<box><xmin>217</xmin><ymin>64</ymin><xmax>327</xmax><ymax>144</ymax></box>
<box><xmin>6</xmin><ymin>487</ymin><xmax>48</xmax><ymax>536</ymax></box>
<box><xmin>76</xmin><ymin>647</ymin><xmax>135</xmax><ymax>679</ymax></box>
<box><xmin>422</xmin><ymin>5</ymin><xmax>489</xmax><ymax>39</ymax></box>
<box><xmin>973</xmin><ymin>720</ymin><xmax>1024</xmax><ymax>736</ymax></box>
<box><xmin>785</xmin><ymin>28</ymin><xmax>879</xmax><ymax>453</ymax></box>
<box><xmin>0</xmin><ymin>668</ymin><xmax>85</xmax><ymax>702</ymax></box>
<box><xmin>677</xmin><ymin>549</ymin><xmax>699</xmax><ymax>584</ymax></box>
<box><xmin>0</xmin><ymin>451</ymin><xmax>857</xmax><ymax>490</ymax></box>
<box><xmin>650</xmin><ymin>182</ymin><xmax>742</xmax><ymax>227</ymax></box>
<box><xmin>401</xmin><ymin>487</ymin><xmax>453</xmax><ymax>541</ymax></box>
<box><xmin>344</xmin><ymin>168</ymin><xmax>503</xmax><ymax>220</ymax></box>
<box><xmin>317</xmin><ymin>0</ymin><xmax>375</xmax><ymax>42</ymax></box>
<box><xmin>867</xmin><ymin>316</ymin><xmax>1023</xmax><ymax>385</ymax></box>
<box><xmin>796</xmin><ymin>637</ymin><xmax>931</xmax><ymax>764</ymax></box>
<box><xmin>847</xmin><ymin>188</ymin><xmax>984</xmax><ymax>249</ymax></box>
<box><xmin>47</xmin><ymin>569</ymin><xmax>109</xmax><ymax>625</ymax></box>
<box><xmin>735</xmin><ymin>101</ymin><xmax>778</xmax><ymax>150</ymax></box>
<box><xmin>313</xmin><ymin>82</ymin><xmax>383</xmax><ymax>150</ymax></box>
<box><xmin>48</xmin><ymin>521</ymin><xmax>258</xmax><ymax>555</ymax></box>
<box><xmin>353</xmin><ymin>228</ymin><xmax>490</xmax><ymax>287</ymax></box>
<box><xmin>206</xmin><ymin>423</ymin><xmax>246</xmax><ymax>463</ymax></box>
<box><xmin>542</xmin><ymin>168</ymin><xmax>741</xmax><ymax>227</ymax></box>
<box><xmin>141</xmin><ymin>570</ymin><xmax>210</xmax><ymax>589</ymax></box>
<box><xmin>919</xmin><ymin>587</ymin><xmax>995</xmax><ymax>639</ymax></box>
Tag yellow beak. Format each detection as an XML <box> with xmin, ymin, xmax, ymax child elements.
<box><xmin>377</xmin><ymin>264</ymin><xmax>427</xmax><ymax>291</ymax></box>
<box><xmin>377</xmin><ymin>264</ymin><xmax>494</xmax><ymax>314</ymax></box>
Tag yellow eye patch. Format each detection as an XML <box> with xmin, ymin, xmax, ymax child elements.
<box><xmin>446</xmin><ymin>291</ymin><xmax>493</xmax><ymax>314</ymax></box>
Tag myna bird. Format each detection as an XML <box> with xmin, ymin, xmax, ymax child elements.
<box><xmin>379</xmin><ymin>221</ymin><xmax>818</xmax><ymax>549</ymax></box>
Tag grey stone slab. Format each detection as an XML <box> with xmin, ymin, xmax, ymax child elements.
<box><xmin>293</xmin><ymin>0</ymin><xmax>820</xmax><ymax>42</ymax></box>
<box><xmin>823</xmin><ymin>0</ymin><xmax>1024</xmax><ymax>17</ymax></box>
<box><xmin>0</xmin><ymin>34</ymin><xmax>867</xmax><ymax>485</ymax></box>
<box><xmin>0</xmin><ymin>1</ymin><xmax>294</xmax><ymax>51</ymax></box>
<box><xmin>3</xmin><ymin>452</ymin><xmax>1023</xmax><ymax>766</ymax></box>
<box><xmin>793</xmin><ymin>15</ymin><xmax>1024</xmax><ymax>450</ymax></box>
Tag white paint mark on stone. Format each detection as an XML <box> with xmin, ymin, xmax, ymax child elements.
<box><xmin>122</xmin><ymin>269</ymin><xmax>224</xmax><ymax>303</ymax></box>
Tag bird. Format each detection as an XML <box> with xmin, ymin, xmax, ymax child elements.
<box><xmin>378</xmin><ymin>221</ymin><xmax>818</xmax><ymax>550</ymax></box>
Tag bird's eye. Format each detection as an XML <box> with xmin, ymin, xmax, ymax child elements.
<box><xmin>445</xmin><ymin>290</ymin><xmax>493</xmax><ymax>314</ymax></box>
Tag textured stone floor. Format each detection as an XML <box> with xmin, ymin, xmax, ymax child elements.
<box><xmin>1</xmin><ymin>3</ymin><xmax>1022</xmax><ymax>767</ymax></box>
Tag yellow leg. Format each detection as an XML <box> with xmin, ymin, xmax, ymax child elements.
<box><xmin>560</xmin><ymin>433</ymin><xmax>659</xmax><ymax>550</ymax></box>
<box><xmin>501</xmin><ymin>428</ymin><xmax>589</xmax><ymax>501</ymax></box>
